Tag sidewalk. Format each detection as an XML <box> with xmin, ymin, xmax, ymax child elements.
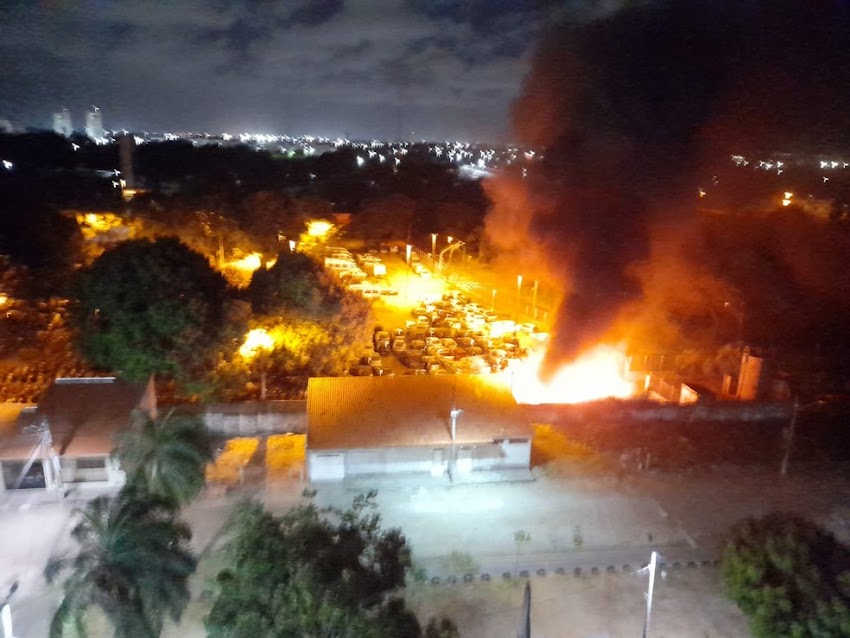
<box><xmin>415</xmin><ymin>543</ymin><xmax>721</xmax><ymax>581</ymax></box>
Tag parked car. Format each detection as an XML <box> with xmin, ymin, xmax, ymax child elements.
<box><xmin>392</xmin><ymin>337</ymin><xmax>407</xmax><ymax>354</ymax></box>
<box><xmin>374</xmin><ymin>331</ymin><xmax>391</xmax><ymax>354</ymax></box>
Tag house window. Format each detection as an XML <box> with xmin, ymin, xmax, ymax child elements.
<box><xmin>2</xmin><ymin>460</ymin><xmax>46</xmax><ymax>490</ymax></box>
<box><xmin>76</xmin><ymin>457</ymin><xmax>107</xmax><ymax>470</ymax></box>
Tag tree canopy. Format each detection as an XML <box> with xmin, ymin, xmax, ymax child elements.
<box><xmin>721</xmin><ymin>512</ymin><xmax>850</xmax><ymax>638</ymax></box>
<box><xmin>114</xmin><ymin>409</ymin><xmax>214</xmax><ymax>508</ymax></box>
<box><xmin>47</xmin><ymin>491</ymin><xmax>196</xmax><ymax>638</ymax></box>
<box><xmin>206</xmin><ymin>493</ymin><xmax>458</xmax><ymax>638</ymax></box>
<box><xmin>247</xmin><ymin>251</ymin><xmax>334</xmax><ymax>316</ymax></box>
<box><xmin>72</xmin><ymin>237</ymin><xmax>231</xmax><ymax>383</ymax></box>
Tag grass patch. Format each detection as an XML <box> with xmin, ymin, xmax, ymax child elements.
<box><xmin>205</xmin><ymin>437</ymin><xmax>260</xmax><ymax>485</ymax></box>
<box><xmin>266</xmin><ymin>433</ymin><xmax>306</xmax><ymax>478</ymax></box>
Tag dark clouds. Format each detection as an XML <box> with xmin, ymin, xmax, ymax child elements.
<box><xmin>0</xmin><ymin>0</ymin><xmax>584</xmax><ymax>139</ymax></box>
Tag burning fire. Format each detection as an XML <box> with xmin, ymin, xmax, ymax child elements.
<box><xmin>509</xmin><ymin>344</ymin><xmax>634</xmax><ymax>405</ymax></box>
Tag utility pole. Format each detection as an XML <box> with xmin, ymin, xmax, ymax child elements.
<box><xmin>1</xmin><ymin>581</ymin><xmax>18</xmax><ymax>638</ymax></box>
<box><xmin>532</xmin><ymin>280</ymin><xmax>539</xmax><ymax>319</ymax></box>
<box><xmin>780</xmin><ymin>398</ymin><xmax>823</xmax><ymax>477</ymax></box>
<box><xmin>642</xmin><ymin>550</ymin><xmax>659</xmax><ymax>638</ymax></box>
<box><xmin>780</xmin><ymin>397</ymin><xmax>799</xmax><ymax>477</ymax></box>
<box><xmin>516</xmin><ymin>274</ymin><xmax>523</xmax><ymax>320</ymax></box>
<box><xmin>449</xmin><ymin>406</ymin><xmax>462</xmax><ymax>481</ymax></box>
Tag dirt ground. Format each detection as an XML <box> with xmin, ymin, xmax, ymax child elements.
<box><xmin>406</xmin><ymin>569</ymin><xmax>750</xmax><ymax>638</ymax></box>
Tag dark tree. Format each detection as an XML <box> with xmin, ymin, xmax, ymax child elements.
<box><xmin>206</xmin><ymin>494</ymin><xmax>458</xmax><ymax>638</ymax></box>
<box><xmin>46</xmin><ymin>492</ymin><xmax>196</xmax><ymax>638</ymax></box>
<box><xmin>0</xmin><ymin>184</ymin><xmax>82</xmax><ymax>295</ymax></box>
<box><xmin>721</xmin><ymin>512</ymin><xmax>850</xmax><ymax>638</ymax></box>
<box><xmin>114</xmin><ymin>409</ymin><xmax>214</xmax><ymax>509</ymax></box>
<box><xmin>247</xmin><ymin>251</ymin><xmax>341</xmax><ymax>316</ymax></box>
<box><xmin>72</xmin><ymin>237</ymin><xmax>230</xmax><ymax>384</ymax></box>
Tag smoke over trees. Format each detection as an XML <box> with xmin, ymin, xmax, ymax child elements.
<box><xmin>486</xmin><ymin>1</ymin><xmax>850</xmax><ymax>376</ymax></box>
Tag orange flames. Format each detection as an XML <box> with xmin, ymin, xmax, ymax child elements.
<box><xmin>508</xmin><ymin>344</ymin><xmax>635</xmax><ymax>405</ymax></box>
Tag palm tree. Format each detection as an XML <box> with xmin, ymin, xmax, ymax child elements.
<box><xmin>46</xmin><ymin>491</ymin><xmax>196</xmax><ymax>637</ymax></box>
<box><xmin>114</xmin><ymin>409</ymin><xmax>213</xmax><ymax>508</ymax></box>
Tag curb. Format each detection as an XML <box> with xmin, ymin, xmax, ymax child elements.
<box><xmin>421</xmin><ymin>559</ymin><xmax>721</xmax><ymax>585</ymax></box>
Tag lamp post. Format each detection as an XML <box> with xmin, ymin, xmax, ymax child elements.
<box><xmin>449</xmin><ymin>407</ymin><xmax>463</xmax><ymax>480</ymax></box>
<box><xmin>642</xmin><ymin>550</ymin><xmax>659</xmax><ymax>638</ymax></box>
<box><xmin>405</xmin><ymin>243</ymin><xmax>412</xmax><ymax>266</ymax></box>
<box><xmin>1</xmin><ymin>581</ymin><xmax>17</xmax><ymax>638</ymax></box>
<box><xmin>449</xmin><ymin>241</ymin><xmax>464</xmax><ymax>267</ymax></box>
<box><xmin>532</xmin><ymin>280</ymin><xmax>539</xmax><ymax>319</ymax></box>
<box><xmin>430</xmin><ymin>233</ymin><xmax>437</xmax><ymax>263</ymax></box>
<box><xmin>516</xmin><ymin>274</ymin><xmax>523</xmax><ymax>319</ymax></box>
<box><xmin>437</xmin><ymin>243</ymin><xmax>456</xmax><ymax>272</ymax></box>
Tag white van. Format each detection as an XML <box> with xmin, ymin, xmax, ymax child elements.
<box><xmin>347</xmin><ymin>283</ymin><xmax>384</xmax><ymax>299</ymax></box>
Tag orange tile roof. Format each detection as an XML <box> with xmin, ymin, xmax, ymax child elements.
<box><xmin>307</xmin><ymin>376</ymin><xmax>531</xmax><ymax>451</ymax></box>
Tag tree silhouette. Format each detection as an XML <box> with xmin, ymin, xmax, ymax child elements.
<box><xmin>72</xmin><ymin>237</ymin><xmax>230</xmax><ymax>384</ymax></box>
<box><xmin>46</xmin><ymin>492</ymin><xmax>196</xmax><ymax>638</ymax></box>
<box><xmin>721</xmin><ymin>512</ymin><xmax>850</xmax><ymax>638</ymax></box>
<box><xmin>206</xmin><ymin>494</ymin><xmax>458</xmax><ymax>638</ymax></box>
<box><xmin>114</xmin><ymin>409</ymin><xmax>213</xmax><ymax>508</ymax></box>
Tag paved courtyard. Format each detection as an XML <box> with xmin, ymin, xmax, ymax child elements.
<box><xmin>2</xmin><ymin>465</ymin><xmax>849</xmax><ymax>637</ymax></box>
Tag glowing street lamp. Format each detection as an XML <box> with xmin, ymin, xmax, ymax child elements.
<box><xmin>516</xmin><ymin>274</ymin><xmax>523</xmax><ymax>318</ymax></box>
<box><xmin>239</xmin><ymin>328</ymin><xmax>276</xmax><ymax>400</ymax></box>
<box><xmin>405</xmin><ymin>244</ymin><xmax>412</xmax><ymax>266</ymax></box>
<box><xmin>306</xmin><ymin>220</ymin><xmax>333</xmax><ymax>237</ymax></box>
<box><xmin>431</xmin><ymin>233</ymin><xmax>437</xmax><ymax>261</ymax></box>
<box><xmin>532</xmin><ymin>280</ymin><xmax>539</xmax><ymax>318</ymax></box>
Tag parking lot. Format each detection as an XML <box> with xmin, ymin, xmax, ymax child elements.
<box><xmin>329</xmin><ymin>247</ymin><xmax>545</xmax><ymax>380</ymax></box>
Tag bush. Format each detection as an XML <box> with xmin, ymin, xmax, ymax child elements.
<box><xmin>721</xmin><ymin>512</ymin><xmax>850</xmax><ymax>638</ymax></box>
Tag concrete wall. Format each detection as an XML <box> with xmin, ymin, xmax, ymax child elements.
<box><xmin>177</xmin><ymin>401</ymin><xmax>307</xmax><ymax>437</ymax></box>
<box><xmin>309</xmin><ymin>439</ymin><xmax>532</xmax><ymax>481</ymax></box>
<box><xmin>59</xmin><ymin>455</ymin><xmax>124</xmax><ymax>487</ymax></box>
<box><xmin>524</xmin><ymin>400</ymin><xmax>791</xmax><ymax>426</ymax></box>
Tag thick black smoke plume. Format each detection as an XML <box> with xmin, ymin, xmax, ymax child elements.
<box><xmin>500</xmin><ymin>0</ymin><xmax>850</xmax><ymax>376</ymax></box>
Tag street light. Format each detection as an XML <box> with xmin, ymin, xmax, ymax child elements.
<box><xmin>449</xmin><ymin>241</ymin><xmax>464</xmax><ymax>267</ymax></box>
<box><xmin>641</xmin><ymin>550</ymin><xmax>660</xmax><ymax>638</ymax></box>
<box><xmin>449</xmin><ymin>406</ymin><xmax>463</xmax><ymax>480</ymax></box>
<box><xmin>516</xmin><ymin>274</ymin><xmax>523</xmax><ymax>319</ymax></box>
<box><xmin>430</xmin><ymin>233</ymin><xmax>437</xmax><ymax>262</ymax></box>
<box><xmin>405</xmin><ymin>244</ymin><xmax>412</xmax><ymax>266</ymax></box>
<box><xmin>532</xmin><ymin>280</ymin><xmax>539</xmax><ymax>319</ymax></box>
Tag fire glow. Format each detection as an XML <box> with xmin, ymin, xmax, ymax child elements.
<box><xmin>509</xmin><ymin>344</ymin><xmax>634</xmax><ymax>405</ymax></box>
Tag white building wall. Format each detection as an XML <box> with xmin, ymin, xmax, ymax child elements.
<box><xmin>308</xmin><ymin>440</ymin><xmax>531</xmax><ymax>481</ymax></box>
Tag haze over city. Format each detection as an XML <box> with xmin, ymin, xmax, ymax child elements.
<box><xmin>1</xmin><ymin>0</ymin><xmax>607</xmax><ymax>141</ymax></box>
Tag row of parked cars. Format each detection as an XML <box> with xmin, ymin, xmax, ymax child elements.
<box><xmin>353</xmin><ymin>292</ymin><xmax>545</xmax><ymax>377</ymax></box>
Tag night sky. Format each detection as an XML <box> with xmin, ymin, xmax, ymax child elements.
<box><xmin>0</xmin><ymin>0</ymin><xmax>627</xmax><ymax>141</ymax></box>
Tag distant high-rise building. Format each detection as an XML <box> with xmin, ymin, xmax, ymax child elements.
<box><xmin>53</xmin><ymin>108</ymin><xmax>73</xmax><ymax>137</ymax></box>
<box><xmin>85</xmin><ymin>106</ymin><xmax>104</xmax><ymax>140</ymax></box>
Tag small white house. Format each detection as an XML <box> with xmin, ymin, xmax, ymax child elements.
<box><xmin>0</xmin><ymin>377</ymin><xmax>156</xmax><ymax>493</ymax></box>
<box><xmin>306</xmin><ymin>375</ymin><xmax>532</xmax><ymax>482</ymax></box>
